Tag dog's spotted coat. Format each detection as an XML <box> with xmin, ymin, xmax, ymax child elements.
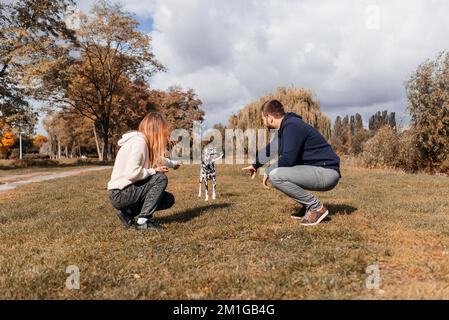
<box><xmin>198</xmin><ymin>147</ymin><xmax>223</xmax><ymax>201</ymax></box>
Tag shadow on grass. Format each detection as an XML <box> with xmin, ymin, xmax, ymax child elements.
<box><xmin>321</xmin><ymin>203</ymin><xmax>357</xmax><ymax>223</ymax></box>
<box><xmin>326</xmin><ymin>203</ymin><xmax>358</xmax><ymax>216</ymax></box>
<box><xmin>157</xmin><ymin>203</ymin><xmax>232</xmax><ymax>224</ymax></box>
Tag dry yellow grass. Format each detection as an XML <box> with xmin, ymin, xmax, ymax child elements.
<box><xmin>0</xmin><ymin>164</ymin><xmax>448</xmax><ymax>299</ymax></box>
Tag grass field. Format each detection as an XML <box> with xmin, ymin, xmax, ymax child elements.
<box><xmin>0</xmin><ymin>164</ymin><xmax>448</xmax><ymax>299</ymax></box>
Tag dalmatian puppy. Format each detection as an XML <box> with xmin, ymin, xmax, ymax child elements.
<box><xmin>198</xmin><ymin>147</ymin><xmax>224</xmax><ymax>201</ymax></box>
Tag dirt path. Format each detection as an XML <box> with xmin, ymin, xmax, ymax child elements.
<box><xmin>0</xmin><ymin>172</ymin><xmax>64</xmax><ymax>183</ymax></box>
<box><xmin>0</xmin><ymin>167</ymin><xmax>112</xmax><ymax>192</ymax></box>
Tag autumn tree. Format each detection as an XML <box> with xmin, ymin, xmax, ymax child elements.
<box><xmin>113</xmin><ymin>81</ymin><xmax>204</xmax><ymax>134</ymax></box>
<box><xmin>43</xmin><ymin>112</ymin><xmax>63</xmax><ymax>159</ymax></box>
<box><xmin>349</xmin><ymin>113</ymin><xmax>369</xmax><ymax>155</ymax></box>
<box><xmin>341</xmin><ymin>115</ymin><xmax>351</xmax><ymax>153</ymax></box>
<box><xmin>32</xmin><ymin>134</ymin><xmax>49</xmax><ymax>150</ymax></box>
<box><xmin>228</xmin><ymin>87</ymin><xmax>331</xmax><ymax>139</ymax></box>
<box><xmin>70</xmin><ymin>114</ymin><xmax>102</xmax><ymax>158</ymax></box>
<box><xmin>332</xmin><ymin>113</ymin><xmax>369</xmax><ymax>155</ymax></box>
<box><xmin>362</xmin><ymin>126</ymin><xmax>399</xmax><ymax>168</ymax></box>
<box><xmin>35</xmin><ymin>1</ymin><xmax>164</xmax><ymax>160</ymax></box>
<box><xmin>331</xmin><ymin>116</ymin><xmax>344</xmax><ymax>154</ymax></box>
<box><xmin>0</xmin><ymin>131</ymin><xmax>14</xmax><ymax>159</ymax></box>
<box><xmin>228</xmin><ymin>114</ymin><xmax>238</xmax><ymax>129</ymax></box>
<box><xmin>43</xmin><ymin>111</ymin><xmax>77</xmax><ymax>158</ymax></box>
<box><xmin>42</xmin><ymin>110</ymin><xmax>97</xmax><ymax>159</ymax></box>
<box><xmin>354</xmin><ymin>114</ymin><xmax>364</xmax><ymax>132</ymax></box>
<box><xmin>102</xmin><ymin>80</ymin><xmax>204</xmax><ymax>157</ymax></box>
<box><xmin>147</xmin><ymin>86</ymin><xmax>205</xmax><ymax>130</ymax></box>
<box><xmin>368</xmin><ymin>110</ymin><xmax>396</xmax><ymax>132</ymax></box>
<box><xmin>396</xmin><ymin>127</ymin><xmax>422</xmax><ymax>173</ymax></box>
<box><xmin>0</xmin><ymin>0</ymin><xmax>74</xmax><ymax>137</ymax></box>
<box><xmin>406</xmin><ymin>51</ymin><xmax>449</xmax><ymax>171</ymax></box>
<box><xmin>350</xmin><ymin>115</ymin><xmax>355</xmax><ymax>136</ymax></box>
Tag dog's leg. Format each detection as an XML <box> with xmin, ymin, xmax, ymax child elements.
<box><xmin>204</xmin><ymin>178</ymin><xmax>209</xmax><ymax>201</ymax></box>
<box><xmin>198</xmin><ymin>174</ymin><xmax>203</xmax><ymax>198</ymax></box>
<box><xmin>212</xmin><ymin>175</ymin><xmax>217</xmax><ymax>200</ymax></box>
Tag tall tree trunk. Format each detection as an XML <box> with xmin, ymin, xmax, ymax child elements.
<box><xmin>58</xmin><ymin>138</ymin><xmax>61</xmax><ymax>159</ymax></box>
<box><xmin>100</xmin><ymin>142</ymin><xmax>104</xmax><ymax>160</ymax></box>
<box><xmin>102</xmin><ymin>118</ymin><xmax>109</xmax><ymax>161</ymax></box>
<box><xmin>112</xmin><ymin>144</ymin><xmax>116</xmax><ymax>159</ymax></box>
<box><xmin>93</xmin><ymin>123</ymin><xmax>103</xmax><ymax>161</ymax></box>
<box><xmin>49</xmin><ymin>137</ymin><xmax>53</xmax><ymax>159</ymax></box>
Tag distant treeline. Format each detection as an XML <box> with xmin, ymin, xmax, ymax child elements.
<box><xmin>331</xmin><ymin>110</ymin><xmax>397</xmax><ymax>156</ymax></box>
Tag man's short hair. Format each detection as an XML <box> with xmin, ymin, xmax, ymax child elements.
<box><xmin>261</xmin><ymin>99</ymin><xmax>285</xmax><ymax>118</ymax></box>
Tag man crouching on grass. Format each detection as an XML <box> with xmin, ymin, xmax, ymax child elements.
<box><xmin>242</xmin><ymin>100</ymin><xmax>341</xmax><ymax>226</ymax></box>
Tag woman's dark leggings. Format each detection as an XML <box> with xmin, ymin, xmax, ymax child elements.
<box><xmin>109</xmin><ymin>173</ymin><xmax>175</xmax><ymax>218</ymax></box>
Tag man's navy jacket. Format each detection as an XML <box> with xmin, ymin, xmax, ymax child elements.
<box><xmin>253</xmin><ymin>112</ymin><xmax>341</xmax><ymax>176</ymax></box>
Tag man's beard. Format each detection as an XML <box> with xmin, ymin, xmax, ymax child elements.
<box><xmin>265</xmin><ymin>124</ymin><xmax>276</xmax><ymax>130</ymax></box>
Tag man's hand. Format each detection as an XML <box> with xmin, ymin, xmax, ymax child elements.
<box><xmin>263</xmin><ymin>174</ymin><xmax>270</xmax><ymax>189</ymax></box>
<box><xmin>242</xmin><ymin>165</ymin><xmax>257</xmax><ymax>179</ymax></box>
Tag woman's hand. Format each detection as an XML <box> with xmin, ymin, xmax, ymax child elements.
<box><xmin>155</xmin><ymin>166</ymin><xmax>169</xmax><ymax>173</ymax></box>
<box><xmin>172</xmin><ymin>161</ymin><xmax>182</xmax><ymax>170</ymax></box>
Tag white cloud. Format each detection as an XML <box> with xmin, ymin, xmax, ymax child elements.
<box><xmin>148</xmin><ymin>0</ymin><xmax>449</xmax><ymax>126</ymax></box>
<box><xmin>35</xmin><ymin>0</ymin><xmax>448</xmax><ymax>134</ymax></box>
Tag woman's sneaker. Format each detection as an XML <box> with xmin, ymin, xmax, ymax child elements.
<box><xmin>116</xmin><ymin>209</ymin><xmax>134</xmax><ymax>228</ymax></box>
<box><xmin>300</xmin><ymin>206</ymin><xmax>329</xmax><ymax>226</ymax></box>
<box><xmin>135</xmin><ymin>217</ymin><xmax>164</xmax><ymax>230</ymax></box>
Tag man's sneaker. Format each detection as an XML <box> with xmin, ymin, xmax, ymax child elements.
<box><xmin>116</xmin><ymin>209</ymin><xmax>134</xmax><ymax>228</ymax></box>
<box><xmin>300</xmin><ymin>206</ymin><xmax>329</xmax><ymax>226</ymax></box>
<box><xmin>291</xmin><ymin>206</ymin><xmax>306</xmax><ymax>220</ymax></box>
<box><xmin>135</xmin><ymin>218</ymin><xmax>164</xmax><ymax>230</ymax></box>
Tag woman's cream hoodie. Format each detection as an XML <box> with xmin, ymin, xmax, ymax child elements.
<box><xmin>107</xmin><ymin>131</ymin><xmax>177</xmax><ymax>190</ymax></box>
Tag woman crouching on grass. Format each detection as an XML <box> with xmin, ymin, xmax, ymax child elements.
<box><xmin>107</xmin><ymin>112</ymin><xmax>181</xmax><ymax>230</ymax></box>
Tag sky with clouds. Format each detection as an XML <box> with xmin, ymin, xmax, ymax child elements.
<box><xmin>37</xmin><ymin>0</ymin><xmax>449</xmax><ymax>133</ymax></box>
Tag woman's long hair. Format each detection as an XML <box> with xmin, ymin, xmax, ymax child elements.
<box><xmin>138</xmin><ymin>112</ymin><xmax>169</xmax><ymax>167</ymax></box>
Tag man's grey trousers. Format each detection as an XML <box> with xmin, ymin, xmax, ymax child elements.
<box><xmin>268</xmin><ymin>165</ymin><xmax>340</xmax><ymax>211</ymax></box>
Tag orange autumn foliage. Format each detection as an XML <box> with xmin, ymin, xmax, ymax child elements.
<box><xmin>0</xmin><ymin>131</ymin><xmax>15</xmax><ymax>157</ymax></box>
